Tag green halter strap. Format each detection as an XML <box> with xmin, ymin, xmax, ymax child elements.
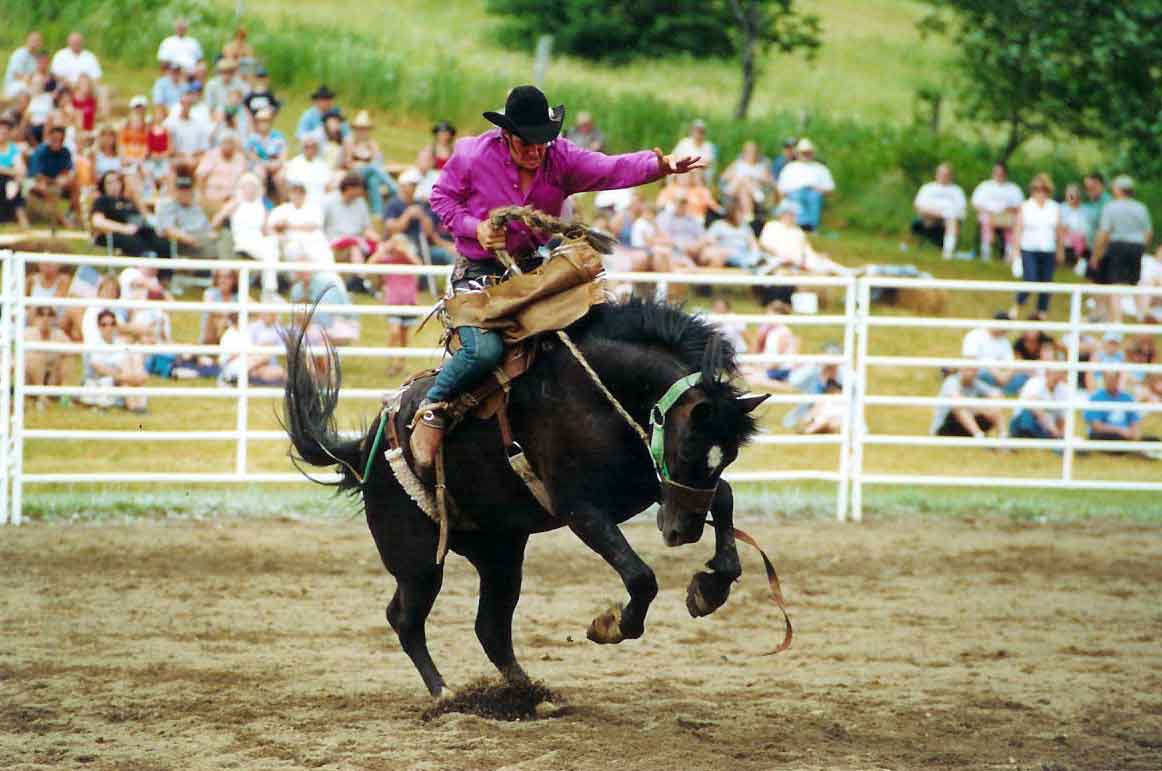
<box><xmin>649</xmin><ymin>372</ymin><xmax>703</xmax><ymax>481</ymax></box>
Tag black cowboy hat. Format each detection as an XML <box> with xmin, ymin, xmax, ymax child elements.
<box><xmin>483</xmin><ymin>85</ymin><xmax>564</xmax><ymax>145</ymax></box>
<box><xmin>310</xmin><ymin>85</ymin><xmax>335</xmax><ymax>100</ymax></box>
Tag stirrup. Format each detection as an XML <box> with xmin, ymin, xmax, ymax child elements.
<box><xmin>408</xmin><ymin>400</ymin><xmax>448</xmax><ymax>480</ymax></box>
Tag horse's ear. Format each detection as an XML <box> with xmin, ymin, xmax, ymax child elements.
<box><xmin>736</xmin><ymin>393</ymin><xmax>770</xmax><ymax>414</ymax></box>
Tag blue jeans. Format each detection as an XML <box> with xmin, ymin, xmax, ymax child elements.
<box><xmin>1010</xmin><ymin>411</ymin><xmax>1053</xmax><ymax>438</ymax></box>
<box><xmin>426</xmin><ymin>326</ymin><xmax>505</xmax><ymax>403</ymax></box>
<box><xmin>359</xmin><ymin>166</ymin><xmax>398</xmax><ymax>218</ymax></box>
<box><xmin>786</xmin><ymin>188</ymin><xmax>824</xmax><ymax>230</ymax></box>
<box><xmin>1016</xmin><ymin>249</ymin><xmax>1055</xmax><ymax>312</ymax></box>
<box><xmin>980</xmin><ymin>369</ymin><xmax>1028</xmax><ymax>396</ymax></box>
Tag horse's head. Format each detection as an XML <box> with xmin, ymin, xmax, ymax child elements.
<box><xmin>654</xmin><ymin>339</ymin><xmax>768</xmax><ymax>546</ymax></box>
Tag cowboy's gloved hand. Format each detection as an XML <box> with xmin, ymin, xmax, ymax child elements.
<box><xmin>654</xmin><ymin>148</ymin><xmax>707</xmax><ymax>175</ymax></box>
<box><xmin>476</xmin><ymin>218</ymin><xmax>507</xmax><ymax>251</ymax></box>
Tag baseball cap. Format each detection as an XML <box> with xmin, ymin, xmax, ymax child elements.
<box><xmin>1112</xmin><ymin>174</ymin><xmax>1135</xmax><ymax>193</ymax></box>
<box><xmin>255</xmin><ymin>65</ymin><xmax>269</xmax><ymax>77</ymax></box>
<box><xmin>796</xmin><ymin>137</ymin><xmax>815</xmax><ymax>153</ymax></box>
<box><xmin>129</xmin><ymin>95</ymin><xmax>148</xmax><ymax>109</ymax></box>
<box><xmin>691</xmin><ymin>118</ymin><xmax>707</xmax><ymax>130</ymax></box>
<box><xmin>782</xmin><ymin>136</ymin><xmax>797</xmax><ymax>147</ymax></box>
<box><xmin>1103</xmin><ymin>331</ymin><xmax>1124</xmax><ymax>343</ymax></box>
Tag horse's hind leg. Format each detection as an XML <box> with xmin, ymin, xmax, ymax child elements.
<box><xmin>386</xmin><ymin>569</ymin><xmax>448</xmax><ymax>697</ymax></box>
<box><xmin>456</xmin><ymin>532</ymin><xmax>531</xmax><ymax>685</ymax></box>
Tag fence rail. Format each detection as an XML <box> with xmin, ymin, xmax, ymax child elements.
<box><xmin>3</xmin><ymin>250</ymin><xmax>1160</xmax><ymax>525</ymax></box>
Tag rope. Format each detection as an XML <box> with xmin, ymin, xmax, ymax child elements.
<box><xmin>361</xmin><ymin>410</ymin><xmax>388</xmax><ymax>484</ymax></box>
<box><xmin>555</xmin><ymin>329</ymin><xmax>651</xmax><ymax>450</ymax></box>
<box><xmin>488</xmin><ymin>205</ymin><xmax>617</xmax><ymax>255</ymax></box>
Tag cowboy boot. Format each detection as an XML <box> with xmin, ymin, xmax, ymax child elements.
<box><xmin>409</xmin><ymin>400</ymin><xmax>447</xmax><ymax>481</ymax></box>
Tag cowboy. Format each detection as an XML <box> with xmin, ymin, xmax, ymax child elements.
<box><xmin>410</xmin><ymin>84</ymin><xmax>704</xmax><ymax>474</ymax></box>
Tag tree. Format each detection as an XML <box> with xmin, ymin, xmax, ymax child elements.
<box><xmin>727</xmin><ymin>0</ymin><xmax>820</xmax><ymax>119</ymax></box>
<box><xmin>923</xmin><ymin>0</ymin><xmax>1162</xmax><ymax>167</ymax></box>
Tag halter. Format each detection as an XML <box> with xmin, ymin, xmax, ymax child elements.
<box><xmin>649</xmin><ymin>372</ymin><xmax>720</xmax><ymax>513</ymax></box>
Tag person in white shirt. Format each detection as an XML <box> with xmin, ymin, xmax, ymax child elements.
<box><xmin>759</xmin><ymin>200</ymin><xmax>850</xmax><ymax>276</ymax></box>
<box><xmin>672</xmin><ymin>118</ymin><xmax>717</xmax><ymax>185</ymax></box>
<box><xmin>971</xmin><ymin>163</ymin><xmax>1024</xmax><ymax>261</ymax></box>
<box><xmin>930</xmin><ymin>367</ymin><xmax>1006</xmax><ymax>438</ymax></box>
<box><xmin>50</xmin><ymin>32</ymin><xmax>102</xmax><ymax>85</ymax></box>
<box><xmin>1011</xmin><ymin>172</ymin><xmax>1065</xmax><ymax>319</ymax></box>
<box><xmin>285</xmin><ymin>133</ymin><xmax>334</xmax><ymax>207</ymax></box>
<box><xmin>210</xmin><ymin>173</ymin><xmax>280</xmax><ymax>293</ymax></box>
<box><xmin>4</xmin><ymin>31</ymin><xmax>42</xmax><ymax>99</ymax></box>
<box><xmin>1009</xmin><ymin>349</ymin><xmax>1071</xmax><ymax>439</ymax></box>
<box><xmin>775</xmin><ymin>137</ymin><xmax>835</xmax><ymax>231</ymax></box>
<box><xmin>156</xmin><ymin>19</ymin><xmax>203</xmax><ymax>74</ymax></box>
<box><xmin>266</xmin><ymin>181</ymin><xmax>334</xmax><ymax>265</ymax></box>
<box><xmin>720</xmin><ymin>140</ymin><xmax>774</xmax><ymax>221</ymax></box>
<box><xmin>962</xmin><ymin>312</ymin><xmax>1021</xmax><ymax>393</ymax></box>
<box><xmin>912</xmin><ymin>162</ymin><xmax>967</xmax><ymax>259</ymax></box>
<box><xmin>163</xmin><ymin>87</ymin><xmax>211</xmax><ymax>161</ymax></box>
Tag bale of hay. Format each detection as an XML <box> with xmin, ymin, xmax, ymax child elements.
<box><xmin>895</xmin><ymin>287</ymin><xmax>948</xmax><ymax>315</ymax></box>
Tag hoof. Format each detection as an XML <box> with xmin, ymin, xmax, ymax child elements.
<box><xmin>686</xmin><ymin>571</ymin><xmax>732</xmax><ymax>618</ymax></box>
<box><xmin>433</xmin><ymin>686</ymin><xmax>456</xmax><ymax>702</ymax></box>
<box><xmin>534</xmin><ymin>700</ymin><xmax>567</xmax><ymax>719</ymax></box>
<box><xmin>586</xmin><ymin>604</ymin><xmax>625</xmax><ymax>644</ymax></box>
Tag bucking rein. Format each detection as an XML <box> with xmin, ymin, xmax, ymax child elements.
<box><xmin>353</xmin><ymin>206</ymin><xmax>791</xmax><ymax>655</ymax></box>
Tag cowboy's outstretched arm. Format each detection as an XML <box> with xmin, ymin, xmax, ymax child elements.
<box><xmin>559</xmin><ymin>139</ymin><xmax>675</xmax><ymax>195</ymax></box>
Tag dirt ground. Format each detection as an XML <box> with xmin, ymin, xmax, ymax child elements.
<box><xmin>1</xmin><ymin>513</ymin><xmax>1160</xmax><ymax>771</ymax></box>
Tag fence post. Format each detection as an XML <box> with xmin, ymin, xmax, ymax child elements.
<box><xmin>235</xmin><ymin>267</ymin><xmax>251</xmax><ymax>477</ymax></box>
<box><xmin>835</xmin><ymin>275</ymin><xmax>857</xmax><ymax>522</ymax></box>
<box><xmin>849</xmin><ymin>277</ymin><xmax>872</xmax><ymax>522</ymax></box>
<box><xmin>0</xmin><ymin>251</ymin><xmax>11</xmax><ymax>524</ymax></box>
<box><xmin>1061</xmin><ymin>285</ymin><xmax>1082</xmax><ymax>481</ymax></box>
<box><xmin>11</xmin><ymin>253</ymin><xmax>26</xmax><ymax>524</ymax></box>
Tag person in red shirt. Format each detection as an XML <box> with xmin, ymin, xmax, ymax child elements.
<box><xmin>430</xmin><ymin>120</ymin><xmax>455</xmax><ymax>170</ymax></box>
<box><xmin>73</xmin><ymin>74</ymin><xmax>98</xmax><ymax>131</ymax></box>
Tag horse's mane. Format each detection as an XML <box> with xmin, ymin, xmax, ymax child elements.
<box><xmin>571</xmin><ymin>298</ymin><xmax>758</xmax><ymax>442</ymax></box>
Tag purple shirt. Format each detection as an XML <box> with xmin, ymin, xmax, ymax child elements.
<box><xmin>430</xmin><ymin>128</ymin><xmax>664</xmax><ymax>261</ymax></box>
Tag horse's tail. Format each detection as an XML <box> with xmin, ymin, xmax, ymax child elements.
<box><xmin>279</xmin><ymin>308</ymin><xmax>364</xmax><ymax>494</ymax></box>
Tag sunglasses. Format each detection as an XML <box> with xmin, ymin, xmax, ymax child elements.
<box><xmin>99</xmin><ymin>320</ymin><xmax>116</xmax><ymax>327</ymax></box>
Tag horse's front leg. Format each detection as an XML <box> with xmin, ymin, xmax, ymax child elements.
<box><xmin>566</xmin><ymin>504</ymin><xmax>657</xmax><ymax>645</ymax></box>
<box><xmin>687</xmin><ymin>481</ymin><xmax>740</xmax><ymax>617</ymax></box>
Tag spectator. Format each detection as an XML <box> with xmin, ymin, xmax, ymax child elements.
<box><xmin>912</xmin><ymin>162</ymin><xmax>967</xmax><ymax>259</ymax></box>
<box><xmin>24</xmin><ymin>306</ymin><xmax>71</xmax><ymax>410</ymax></box>
<box><xmin>205</xmin><ymin>58</ymin><xmax>249</xmax><ymax>120</ymax></box>
<box><xmin>90</xmin><ymin>170</ymin><xmax>170</xmax><ymax>257</ymax></box>
<box><xmin>1011</xmin><ymin>172</ymin><xmax>1065</xmax><ymax>320</ymax></box>
<box><xmin>79</xmin><ymin>273</ymin><xmax>126</xmax><ymax>343</ymax></box>
<box><xmin>165</xmin><ymin>87</ymin><xmax>211</xmax><ymax>162</ymax></box>
<box><xmin>0</xmin><ymin>116</ymin><xmax>29</xmax><ymax>226</ymax></box>
<box><xmin>565</xmin><ymin>111</ymin><xmax>604</xmax><ymax>152</ymax></box>
<box><xmin>195</xmin><ymin>129</ymin><xmax>246</xmax><ymax>217</ymax></box>
<box><xmin>118</xmin><ymin>267</ymin><xmax>172</xmax><ymax>349</ymax></box>
<box><xmin>1013</xmin><ymin>327</ymin><xmax>1056</xmax><ymax>362</ymax></box>
<box><xmin>324</xmin><ymin>173</ymin><xmax>379</xmax><ymax>285</ymax></box>
<box><xmin>383</xmin><ymin>168</ymin><xmax>455</xmax><ymax>265</ymax></box>
<box><xmin>702</xmin><ymin>197</ymin><xmax>764</xmax><ymax>269</ymax></box>
<box><xmin>1060</xmin><ymin>183</ymin><xmax>1089</xmax><ymax>264</ymax></box>
<box><xmin>655</xmin><ymin>190</ymin><xmax>706</xmax><ymax>268</ymax></box>
<box><xmin>962</xmin><ymin>312</ymin><xmax>1020</xmax><ymax>393</ymax></box>
<box><xmin>1095</xmin><ymin>331</ymin><xmax>1125</xmax><ymax>367</ymax></box>
<box><xmin>1010</xmin><ymin>349</ymin><xmax>1071</xmax><ymax>439</ymax></box>
<box><xmin>189</xmin><ymin>60</ymin><xmax>209</xmax><ymax>92</ymax></box>
<box><xmin>320</xmin><ymin>109</ymin><xmax>349</xmax><ymax>171</ymax></box>
<box><xmin>285</xmin><ymin>133</ymin><xmax>332</xmax><ymax>207</ymax></box>
<box><xmin>721</xmin><ymin>140</ymin><xmax>774</xmax><ymax>220</ymax></box>
<box><xmin>627</xmin><ymin>201</ymin><xmax>676</xmax><ymax>279</ymax></box>
<box><xmin>267</xmin><ymin>181</ymin><xmax>333</xmax><ymax>264</ymax></box>
<box><xmin>156</xmin><ymin>175</ymin><xmax>219</xmax><ymax>258</ymax></box>
<box><xmin>1083</xmin><ymin>370</ymin><xmax>1159</xmax><ymax>451</ymax></box>
<box><xmin>242</xmin><ymin>109</ymin><xmax>286</xmax><ymax>202</ymax></box>
<box><xmin>349</xmin><ymin>111</ymin><xmax>394</xmax><ymax>218</ymax></box>
<box><xmin>24</xmin><ymin>72</ymin><xmax>56</xmax><ymax>146</ymax></box>
<box><xmin>750</xmin><ymin>300</ymin><xmax>799</xmax><ymax>391</ymax></box>
<box><xmin>971</xmin><ymin>163</ymin><xmax>1024</xmax><ymax>261</ymax></box>
<box><xmin>157</xmin><ymin>19</ymin><xmax>203</xmax><ymax>73</ymax></box>
<box><xmin>4</xmin><ymin>30</ymin><xmax>42</xmax><ymax>99</ymax></box>
<box><xmin>672</xmin><ymin>119</ymin><xmax>717</xmax><ymax>184</ymax></box>
<box><xmin>85</xmin><ymin>308</ymin><xmax>148</xmax><ymax>413</ymax></box>
<box><xmin>776</xmin><ymin>138</ymin><xmax>835</xmax><ymax>232</ymax></box>
<box><xmin>50</xmin><ymin>32</ymin><xmax>102</xmax><ymax>87</ymax></box>
<box><xmin>930</xmin><ymin>367</ymin><xmax>1006</xmax><ymax>439</ymax></box>
<box><xmin>25</xmin><ymin>261</ymin><xmax>69</xmax><ymax>321</ymax></box>
<box><xmin>369</xmin><ymin>235</ymin><xmax>423</xmax><ymax>374</ymax></box>
<box><xmin>221</xmin><ymin>27</ymin><xmax>257</xmax><ymax>76</ymax></box>
<box><xmin>218</xmin><ymin>310</ymin><xmax>286</xmax><ymax>386</ymax></box>
<box><xmin>1140</xmin><ymin>246</ymin><xmax>1162</xmax><ymax>323</ymax></box>
<box><xmin>297</xmin><ymin>85</ymin><xmax>344</xmax><ymax>140</ymax></box>
<box><xmin>784</xmin><ymin>343</ymin><xmax>844</xmax><ymax>429</ymax></box>
<box><xmin>119</xmin><ymin>96</ymin><xmax>150</xmax><ymax>166</ymax></box>
<box><xmin>210</xmin><ymin>173</ymin><xmax>279</xmax><ymax>293</ymax></box>
<box><xmin>93</xmin><ymin>124</ymin><xmax>124</xmax><ymax>181</ymax></box>
<box><xmin>656</xmin><ymin>171</ymin><xmax>720</xmax><ymax>222</ymax></box>
<box><xmin>1127</xmin><ymin>336</ymin><xmax>1162</xmax><ymax>403</ymax></box>
<box><xmin>413</xmin><ymin>147</ymin><xmax>439</xmax><ymax>202</ymax></box>
<box><xmin>45</xmin><ymin>86</ymin><xmax>80</xmax><ymax>145</ymax></box>
<box><xmin>1079</xmin><ymin>172</ymin><xmax>1111</xmax><ymax>260</ymax></box>
<box><xmin>771</xmin><ymin>137</ymin><xmax>796</xmax><ymax>180</ymax></box>
<box><xmin>1092</xmin><ymin>175</ymin><xmax>1153</xmax><ymax>322</ymax></box>
<box><xmin>72</xmin><ymin>74</ymin><xmax>98</xmax><ymax>132</ymax></box>
<box><xmin>430</xmin><ymin>120</ymin><xmax>456</xmax><ymax>169</ymax></box>
<box><xmin>143</xmin><ymin>102</ymin><xmax>172</xmax><ymax>199</ymax></box>
<box><xmin>798</xmin><ymin>379</ymin><xmax>846</xmax><ymax>434</ymax></box>
<box><xmin>287</xmin><ymin>256</ymin><xmax>359</xmax><ymax>345</ymax></box>
<box><xmin>760</xmin><ymin>199</ymin><xmax>851</xmax><ymax>276</ymax></box>
<box><xmin>151</xmin><ymin>61</ymin><xmax>187</xmax><ymax>110</ymax></box>
<box><xmin>28</xmin><ymin>125</ymin><xmax>81</xmax><ymax>227</ymax></box>
<box><xmin>710</xmin><ymin>297</ymin><xmax>748</xmax><ymax>356</ymax></box>
<box><xmin>199</xmin><ymin>268</ymin><xmax>239</xmax><ymax>345</ymax></box>
<box><xmin>242</xmin><ymin>66</ymin><xmax>280</xmax><ymax>118</ymax></box>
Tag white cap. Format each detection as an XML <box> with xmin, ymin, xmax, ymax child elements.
<box><xmin>129</xmin><ymin>95</ymin><xmax>148</xmax><ymax>109</ymax></box>
<box><xmin>796</xmin><ymin>137</ymin><xmax>815</xmax><ymax>153</ymax></box>
<box><xmin>398</xmin><ymin>167</ymin><xmax>422</xmax><ymax>186</ymax></box>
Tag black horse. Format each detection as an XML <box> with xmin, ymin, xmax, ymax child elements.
<box><xmin>282</xmin><ymin>298</ymin><xmax>768</xmax><ymax>698</ymax></box>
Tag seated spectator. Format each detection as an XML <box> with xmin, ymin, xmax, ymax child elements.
<box><xmin>930</xmin><ymin>367</ymin><xmax>1006</xmax><ymax>438</ymax></box>
<box><xmin>1060</xmin><ymin>183</ymin><xmax>1089</xmax><ymax>263</ymax></box>
<box><xmin>1084</xmin><ymin>370</ymin><xmax>1159</xmax><ymax>452</ymax></box>
<box><xmin>321</xmin><ymin>109</ymin><xmax>350</xmax><ymax>172</ymax></box>
<box><xmin>50</xmin><ymin>32</ymin><xmax>102</xmax><ymax>88</ymax></box>
<box><xmin>85</xmin><ymin>308</ymin><xmax>148</xmax><ymax>413</ymax></box>
<box><xmin>971</xmin><ymin>163</ymin><xmax>1024</xmax><ymax>261</ymax></box>
<box><xmin>93</xmin><ymin>124</ymin><xmax>125</xmax><ymax>183</ymax></box>
<box><xmin>383</xmin><ymin>168</ymin><xmax>455</xmax><ymax>265</ymax></box>
<box><xmin>1095</xmin><ymin>331</ymin><xmax>1125</xmax><ymax>367</ymax></box>
<box><xmin>212</xmin><ymin>98</ymin><xmax>252</xmax><ymax>148</ymax></box>
<box><xmin>962</xmin><ymin>312</ymin><xmax>1021</xmax><ymax>394</ymax></box>
<box><xmin>429</xmin><ymin>120</ymin><xmax>456</xmax><ymax>169</ymax></box>
<box><xmin>747</xmin><ymin>300</ymin><xmax>799</xmax><ymax>391</ymax></box>
<box><xmin>0</xmin><ymin>116</ymin><xmax>29</xmax><ymax>226</ymax></box>
<box><xmin>25</xmin><ymin>262</ymin><xmax>69</xmax><ymax>326</ymax></box>
<box><xmin>165</xmin><ymin>87</ymin><xmax>211</xmax><ymax>163</ymax></box>
<box><xmin>912</xmin><ymin>162</ymin><xmax>967</xmax><ymax>259</ymax></box>
<box><xmin>771</xmin><ymin>137</ymin><xmax>796</xmax><ymax>180</ymax></box>
<box><xmin>222</xmin><ymin>27</ymin><xmax>257</xmax><ymax>76</ymax></box>
<box><xmin>28</xmin><ymin>126</ymin><xmax>81</xmax><ymax>227</ymax></box>
<box><xmin>413</xmin><ymin>147</ymin><xmax>439</xmax><ymax>202</ymax></box>
<box><xmin>90</xmin><ymin>171</ymin><xmax>170</xmax><ymax>257</ymax></box>
<box><xmin>702</xmin><ymin>197</ymin><xmax>764</xmax><ymax>269</ymax></box>
<box><xmin>72</xmin><ymin>74</ymin><xmax>98</xmax><ymax>132</ymax></box>
<box><xmin>210</xmin><ymin>173</ymin><xmax>279</xmax><ymax>293</ymax></box>
<box><xmin>324</xmin><ymin>173</ymin><xmax>379</xmax><ymax>287</ymax></box>
<box><xmin>286</xmin><ymin>132</ymin><xmax>332</xmax><ymax>206</ymax></box>
<box><xmin>267</xmin><ymin>181</ymin><xmax>333</xmax><ymax>264</ymax></box>
<box><xmin>80</xmin><ymin>273</ymin><xmax>126</xmax><ymax>343</ymax></box>
<box><xmin>119</xmin><ymin>96</ymin><xmax>151</xmax><ymax>168</ymax></box>
<box><xmin>195</xmin><ymin>129</ymin><xmax>246</xmax><ymax>217</ymax></box>
<box><xmin>199</xmin><ymin>268</ymin><xmax>239</xmax><ymax>345</ymax></box>
<box><xmin>1093</xmin><ymin>175</ymin><xmax>1153</xmax><ymax>322</ymax></box>
<box><xmin>218</xmin><ymin>312</ymin><xmax>286</xmax><ymax>386</ymax></box>
<box><xmin>118</xmin><ymin>268</ymin><xmax>173</xmax><ymax>356</ymax></box>
<box><xmin>44</xmin><ymin>85</ymin><xmax>80</xmax><ymax>146</ymax></box>
<box><xmin>370</xmin><ymin>235</ymin><xmax>422</xmax><ymax>374</ymax></box>
<box><xmin>672</xmin><ymin>119</ymin><xmax>717</xmax><ymax>184</ymax></box>
<box><xmin>1140</xmin><ymin>246</ymin><xmax>1162</xmax><ymax>323</ymax></box>
<box><xmin>1013</xmin><ymin>327</ymin><xmax>1057</xmax><ymax>362</ymax></box>
<box><xmin>655</xmin><ymin>191</ymin><xmax>705</xmax><ymax>269</ymax></box>
<box><xmin>24</xmin><ymin>306</ymin><xmax>71</xmax><ymax>410</ymax></box>
<box><xmin>245</xmin><ymin>108</ymin><xmax>287</xmax><ymax>201</ymax></box>
<box><xmin>720</xmin><ymin>140</ymin><xmax>774</xmax><ymax>220</ymax></box>
<box><xmin>297</xmin><ymin>85</ymin><xmax>343</xmax><ymax>140</ymax></box>
<box><xmin>287</xmin><ymin>253</ymin><xmax>359</xmax><ymax>345</ymax></box>
<box><xmin>759</xmin><ymin>200</ymin><xmax>851</xmax><ymax>276</ymax></box>
<box><xmin>710</xmin><ymin>297</ymin><xmax>748</xmax><ymax>356</ymax></box>
<box><xmin>1010</xmin><ymin>349</ymin><xmax>1071</xmax><ymax>439</ymax></box>
<box><xmin>204</xmin><ymin>58</ymin><xmax>248</xmax><ymax>119</ymax></box>
<box><xmin>1127</xmin><ymin>336</ymin><xmax>1162</xmax><ymax>403</ymax></box>
<box><xmin>156</xmin><ymin>175</ymin><xmax>220</xmax><ymax>258</ymax></box>
<box><xmin>242</xmin><ymin>66</ymin><xmax>281</xmax><ymax>119</ymax></box>
<box><xmin>349</xmin><ymin>111</ymin><xmax>395</xmax><ymax>217</ymax></box>
<box><xmin>23</xmin><ymin>71</ymin><xmax>56</xmax><ymax>146</ymax></box>
<box><xmin>797</xmin><ymin>379</ymin><xmax>845</xmax><ymax>434</ymax></box>
<box><xmin>151</xmin><ymin>61</ymin><xmax>187</xmax><ymax>110</ymax></box>
<box><xmin>657</xmin><ymin>171</ymin><xmax>720</xmax><ymax>226</ymax></box>
<box><xmin>144</xmin><ymin>103</ymin><xmax>173</xmax><ymax>192</ymax></box>
<box><xmin>783</xmin><ymin>344</ymin><xmax>843</xmax><ymax>428</ymax></box>
<box><xmin>628</xmin><ymin>201</ymin><xmax>676</xmax><ymax>277</ymax></box>
<box><xmin>565</xmin><ymin>111</ymin><xmax>604</xmax><ymax>152</ymax></box>
<box><xmin>775</xmin><ymin>138</ymin><xmax>834</xmax><ymax>231</ymax></box>
<box><xmin>157</xmin><ymin>19</ymin><xmax>203</xmax><ymax>74</ymax></box>
<box><xmin>4</xmin><ymin>31</ymin><xmax>42</xmax><ymax>99</ymax></box>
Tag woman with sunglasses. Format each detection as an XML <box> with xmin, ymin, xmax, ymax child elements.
<box><xmin>90</xmin><ymin>170</ymin><xmax>170</xmax><ymax>257</ymax></box>
<box><xmin>1011</xmin><ymin>172</ymin><xmax>1065</xmax><ymax>320</ymax></box>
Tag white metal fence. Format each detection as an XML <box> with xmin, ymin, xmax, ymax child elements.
<box><xmin>2</xmin><ymin>250</ymin><xmax>1160</xmax><ymax>525</ymax></box>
